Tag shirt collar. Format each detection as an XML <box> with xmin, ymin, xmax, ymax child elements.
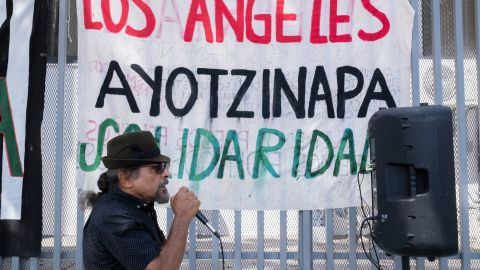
<box><xmin>111</xmin><ymin>185</ymin><xmax>155</xmax><ymax>212</ymax></box>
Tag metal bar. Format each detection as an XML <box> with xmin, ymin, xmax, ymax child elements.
<box><xmin>76</xmin><ymin>189</ymin><xmax>84</xmax><ymax>270</ymax></box>
<box><xmin>211</xmin><ymin>210</ymin><xmax>219</xmax><ymax>270</ymax></box>
<box><xmin>475</xmin><ymin>0</ymin><xmax>480</xmax><ymax>229</ymax></box>
<box><xmin>188</xmin><ymin>221</ymin><xmax>196</xmax><ymax>270</ymax></box>
<box><xmin>192</xmin><ymin>251</ymin><xmax>299</xmax><ymax>260</ymax></box>
<box><xmin>167</xmin><ymin>208</ymin><xmax>173</xmax><ymax>232</ymax></box>
<box><xmin>453</xmin><ymin>1</ymin><xmax>471</xmax><ymax>270</ymax></box>
<box><xmin>234</xmin><ymin>210</ymin><xmax>241</xmax><ymax>270</ymax></box>
<box><xmin>410</xmin><ymin>0</ymin><xmax>421</xmax><ymax>106</ymax></box>
<box><xmin>166</xmin><ymin>208</ymin><xmax>174</xmax><ymax>264</ymax></box>
<box><xmin>369</xmin><ymin>245</ymin><xmax>376</xmax><ymax>270</ymax></box>
<box><xmin>257</xmin><ymin>211</ymin><xmax>265</xmax><ymax>270</ymax></box>
<box><xmin>393</xmin><ymin>255</ymin><xmax>401</xmax><ymax>270</ymax></box>
<box><xmin>42</xmin><ymin>249</ymin><xmax>478</xmax><ymax>261</ymax></box>
<box><xmin>431</xmin><ymin>0</ymin><xmax>443</xmax><ymax>104</ymax></box>
<box><xmin>348</xmin><ymin>207</ymin><xmax>357</xmax><ymax>270</ymax></box>
<box><xmin>370</xmin><ymin>250</ymin><xmax>376</xmax><ymax>270</ymax></box>
<box><xmin>53</xmin><ymin>0</ymin><xmax>69</xmax><ymax>268</ymax></box>
<box><xmin>280</xmin><ymin>211</ymin><xmax>287</xmax><ymax>270</ymax></box>
<box><xmin>11</xmin><ymin>257</ymin><xmax>20</xmax><ymax>270</ymax></box>
<box><xmin>470</xmin><ymin>1</ymin><xmax>480</xmax><ymax>255</ymax></box>
<box><xmin>439</xmin><ymin>257</ymin><xmax>447</xmax><ymax>270</ymax></box>
<box><xmin>299</xmin><ymin>210</ymin><xmax>312</xmax><ymax>270</ymax></box>
<box><xmin>326</xmin><ymin>209</ymin><xmax>334</xmax><ymax>270</ymax></box>
<box><xmin>416</xmin><ymin>257</ymin><xmax>425</xmax><ymax>270</ymax></box>
<box><xmin>196</xmin><ymin>250</ymin><xmax>480</xmax><ymax>261</ymax></box>
<box><xmin>41</xmin><ymin>251</ymin><xmax>80</xmax><ymax>259</ymax></box>
<box><xmin>30</xmin><ymin>257</ymin><xmax>39</xmax><ymax>270</ymax></box>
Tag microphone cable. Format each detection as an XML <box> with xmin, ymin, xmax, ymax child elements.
<box><xmin>196</xmin><ymin>211</ymin><xmax>225</xmax><ymax>270</ymax></box>
<box><xmin>219</xmin><ymin>235</ymin><xmax>225</xmax><ymax>270</ymax></box>
<box><xmin>357</xmin><ymin>170</ymin><xmax>383</xmax><ymax>270</ymax></box>
<box><xmin>359</xmin><ymin>216</ymin><xmax>382</xmax><ymax>270</ymax></box>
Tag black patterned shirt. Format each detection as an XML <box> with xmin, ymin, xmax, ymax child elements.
<box><xmin>83</xmin><ymin>186</ymin><xmax>166</xmax><ymax>270</ymax></box>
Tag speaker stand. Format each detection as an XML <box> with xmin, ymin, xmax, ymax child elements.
<box><xmin>401</xmin><ymin>256</ymin><xmax>410</xmax><ymax>270</ymax></box>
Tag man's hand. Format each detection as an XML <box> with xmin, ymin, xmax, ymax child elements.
<box><xmin>170</xmin><ymin>187</ymin><xmax>200</xmax><ymax>222</ymax></box>
<box><xmin>146</xmin><ymin>187</ymin><xmax>201</xmax><ymax>270</ymax></box>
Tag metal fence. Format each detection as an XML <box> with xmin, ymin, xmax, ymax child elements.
<box><xmin>1</xmin><ymin>0</ymin><xmax>480</xmax><ymax>269</ymax></box>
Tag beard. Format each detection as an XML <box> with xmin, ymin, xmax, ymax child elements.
<box><xmin>154</xmin><ymin>181</ymin><xmax>170</xmax><ymax>204</ymax></box>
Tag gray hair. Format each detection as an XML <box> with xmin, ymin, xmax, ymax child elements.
<box><xmin>80</xmin><ymin>167</ymin><xmax>140</xmax><ymax>209</ymax></box>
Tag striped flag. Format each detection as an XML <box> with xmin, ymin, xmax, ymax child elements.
<box><xmin>0</xmin><ymin>0</ymin><xmax>46</xmax><ymax>256</ymax></box>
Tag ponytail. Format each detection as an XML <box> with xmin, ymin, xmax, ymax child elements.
<box><xmin>80</xmin><ymin>171</ymin><xmax>119</xmax><ymax>209</ymax></box>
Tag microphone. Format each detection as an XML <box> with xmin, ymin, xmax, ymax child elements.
<box><xmin>196</xmin><ymin>211</ymin><xmax>221</xmax><ymax>239</ymax></box>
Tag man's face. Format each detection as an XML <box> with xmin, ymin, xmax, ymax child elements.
<box><xmin>131</xmin><ymin>163</ymin><xmax>170</xmax><ymax>204</ymax></box>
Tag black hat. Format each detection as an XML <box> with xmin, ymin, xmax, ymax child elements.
<box><xmin>101</xmin><ymin>131</ymin><xmax>170</xmax><ymax>169</ymax></box>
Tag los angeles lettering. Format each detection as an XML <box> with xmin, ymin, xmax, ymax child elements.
<box><xmin>83</xmin><ymin>0</ymin><xmax>390</xmax><ymax>43</ymax></box>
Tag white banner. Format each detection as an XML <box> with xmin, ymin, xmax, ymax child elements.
<box><xmin>1</xmin><ymin>0</ymin><xmax>34</xmax><ymax>219</ymax></box>
<box><xmin>77</xmin><ymin>0</ymin><xmax>414</xmax><ymax>210</ymax></box>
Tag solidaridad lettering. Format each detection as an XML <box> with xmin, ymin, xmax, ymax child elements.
<box><xmin>79</xmin><ymin>118</ymin><xmax>371</xmax><ymax>181</ymax></box>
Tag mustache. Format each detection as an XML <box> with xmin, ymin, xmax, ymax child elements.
<box><xmin>159</xmin><ymin>179</ymin><xmax>169</xmax><ymax>188</ymax></box>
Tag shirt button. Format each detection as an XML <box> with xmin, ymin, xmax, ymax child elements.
<box><xmin>137</xmin><ymin>205</ymin><xmax>140</xmax><ymax>208</ymax></box>
<box><xmin>143</xmin><ymin>203</ymin><xmax>147</xmax><ymax>207</ymax></box>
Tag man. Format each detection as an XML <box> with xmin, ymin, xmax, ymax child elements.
<box><xmin>83</xmin><ymin>131</ymin><xmax>200</xmax><ymax>270</ymax></box>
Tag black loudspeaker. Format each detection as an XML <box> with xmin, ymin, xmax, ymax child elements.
<box><xmin>368</xmin><ymin>105</ymin><xmax>458</xmax><ymax>257</ymax></box>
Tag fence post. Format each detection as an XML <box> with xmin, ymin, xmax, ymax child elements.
<box><xmin>30</xmin><ymin>257</ymin><xmax>39</xmax><ymax>270</ymax></box>
<box><xmin>453</xmin><ymin>1</ymin><xmax>471</xmax><ymax>270</ymax></box>
<box><xmin>234</xmin><ymin>210</ymin><xmax>241</xmax><ymax>270</ymax></box>
<box><xmin>76</xmin><ymin>189</ymin><xmax>84</xmax><ymax>270</ymax></box>
<box><xmin>325</xmin><ymin>209</ymin><xmax>333</xmax><ymax>270</ymax></box>
<box><xmin>431</xmin><ymin>0</ymin><xmax>444</xmax><ymax>104</ymax></box>
<box><xmin>299</xmin><ymin>210</ymin><xmax>312</xmax><ymax>270</ymax></box>
<box><xmin>257</xmin><ymin>211</ymin><xmax>265</xmax><ymax>270</ymax></box>
<box><xmin>410</xmin><ymin>0</ymin><xmax>421</xmax><ymax>106</ymax></box>
<box><xmin>348</xmin><ymin>207</ymin><xmax>357</xmax><ymax>270</ymax></box>
<box><xmin>53</xmin><ymin>0</ymin><xmax>68</xmax><ymax>267</ymax></box>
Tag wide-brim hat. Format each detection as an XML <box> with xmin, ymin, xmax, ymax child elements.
<box><xmin>101</xmin><ymin>131</ymin><xmax>170</xmax><ymax>169</ymax></box>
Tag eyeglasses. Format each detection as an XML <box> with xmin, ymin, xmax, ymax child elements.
<box><xmin>146</xmin><ymin>162</ymin><xmax>169</xmax><ymax>174</ymax></box>
<box><xmin>155</xmin><ymin>162</ymin><xmax>169</xmax><ymax>174</ymax></box>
